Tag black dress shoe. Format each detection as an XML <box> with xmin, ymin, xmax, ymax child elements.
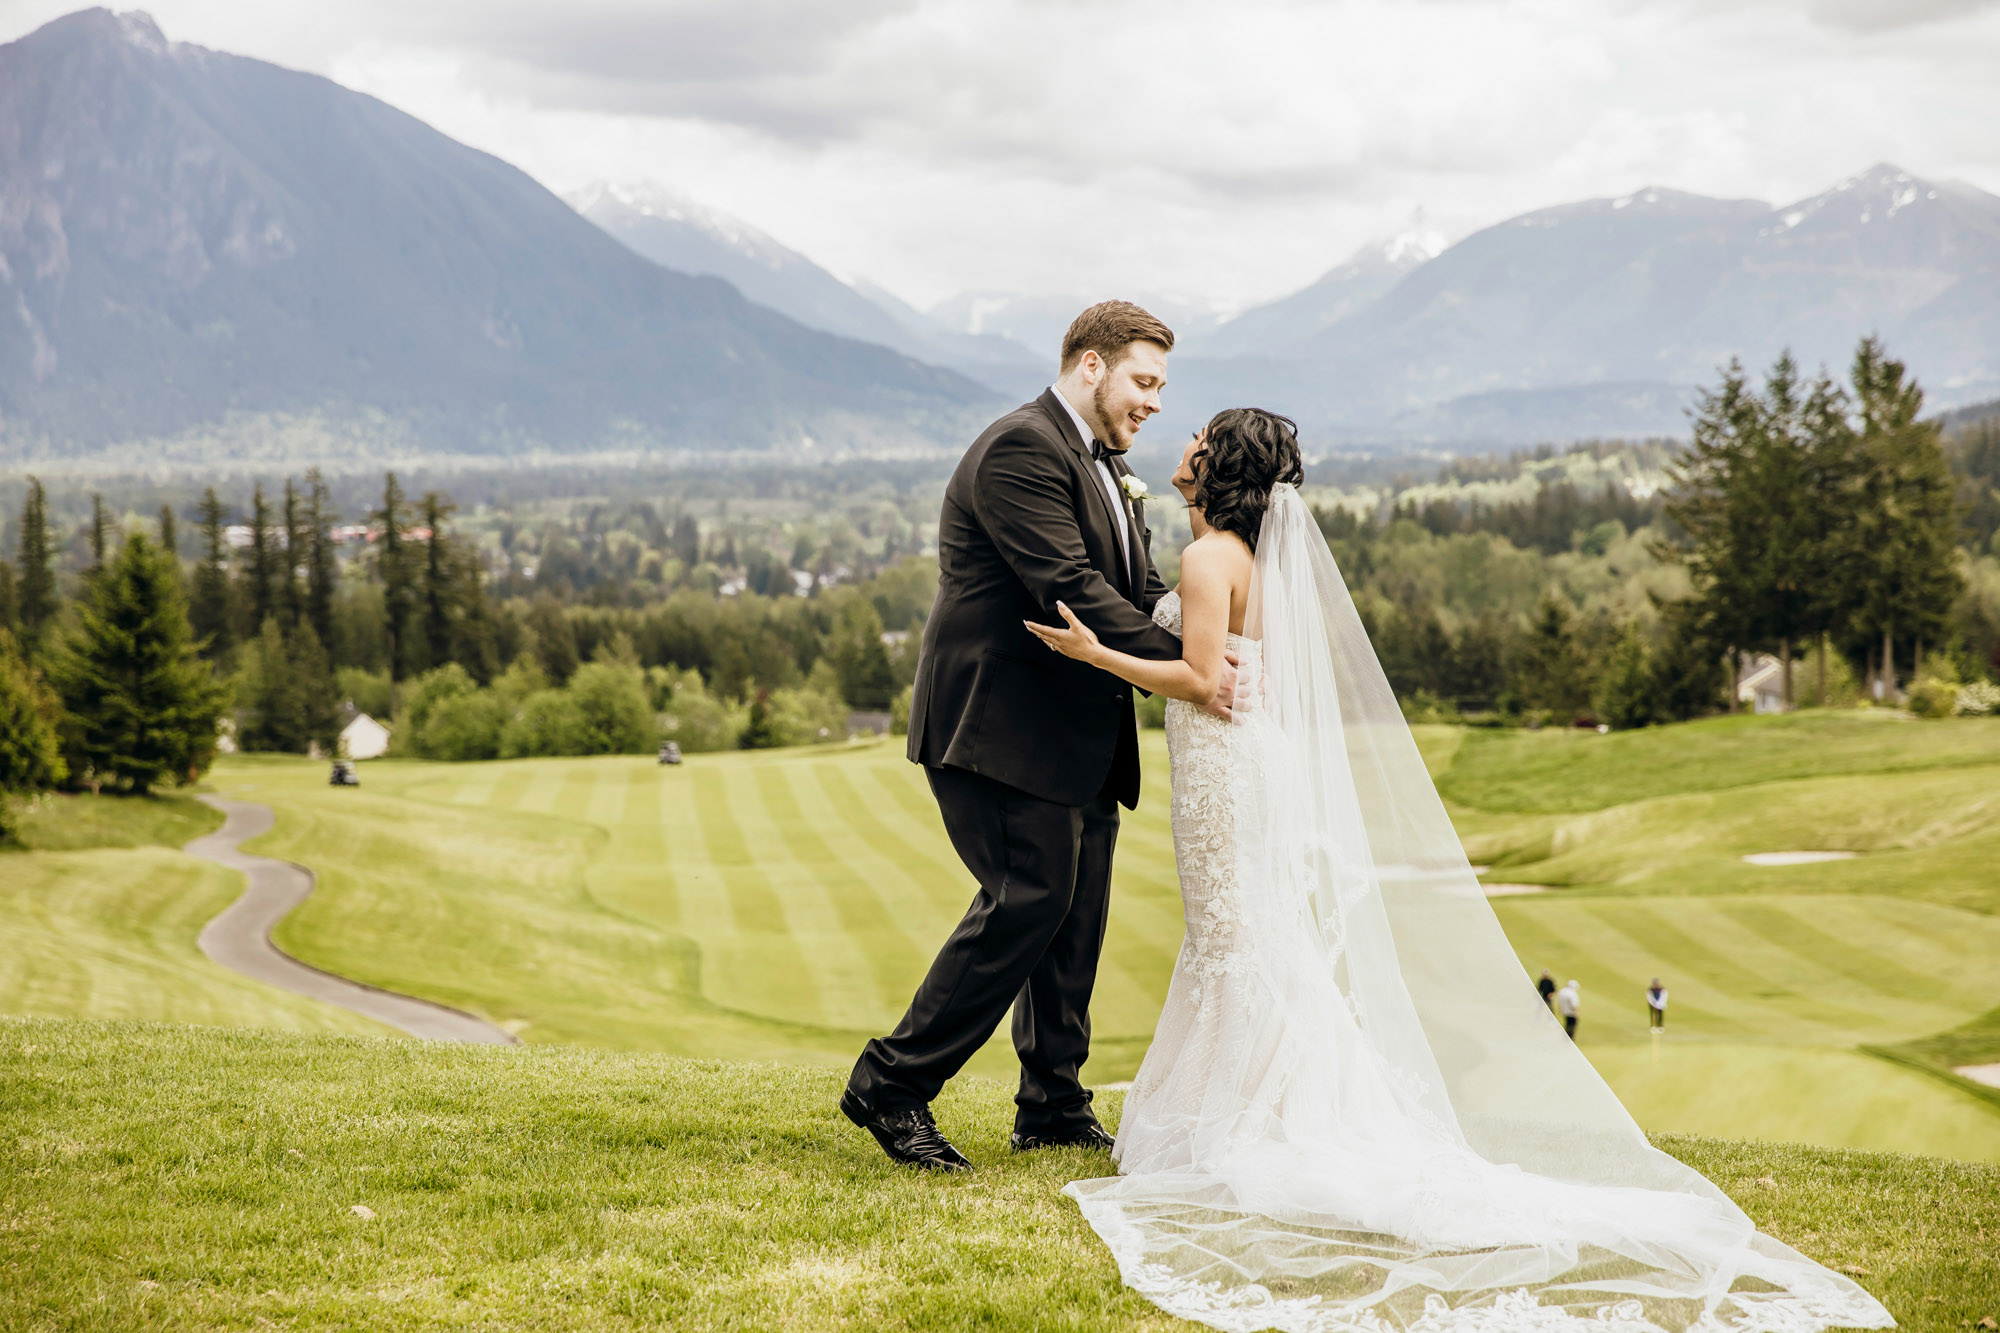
<box><xmin>1009</xmin><ymin>1121</ymin><xmax>1115</xmax><ymax>1152</ymax></box>
<box><xmin>839</xmin><ymin>1091</ymin><xmax>972</xmax><ymax>1172</ymax></box>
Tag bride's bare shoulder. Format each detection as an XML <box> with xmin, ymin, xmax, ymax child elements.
<box><xmin>1181</xmin><ymin>530</ymin><xmax>1253</xmax><ymax>579</ymax></box>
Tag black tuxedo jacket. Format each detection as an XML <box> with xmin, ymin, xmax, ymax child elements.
<box><xmin>906</xmin><ymin>389</ymin><xmax>1181</xmax><ymax>808</ymax></box>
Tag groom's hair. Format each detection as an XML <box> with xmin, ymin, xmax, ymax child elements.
<box><xmin>1059</xmin><ymin>301</ymin><xmax>1175</xmax><ymax>374</ymax></box>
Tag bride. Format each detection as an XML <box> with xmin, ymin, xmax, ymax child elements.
<box><xmin>1023</xmin><ymin>409</ymin><xmax>1892</xmax><ymax>1333</ymax></box>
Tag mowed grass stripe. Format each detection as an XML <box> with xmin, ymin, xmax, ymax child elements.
<box><xmin>1637</xmin><ymin>899</ymin><xmax>1947</xmax><ymax>1042</ymax></box>
<box><xmin>1494</xmin><ymin>902</ymin><xmax>1737</xmax><ymax>1037</ymax></box>
<box><xmin>1835</xmin><ymin>900</ymin><xmax>2000</xmax><ymax>1002</ymax></box>
<box><xmin>806</xmin><ymin>760</ymin><xmax>964</xmax><ymax>926</ymax></box>
<box><xmin>664</xmin><ymin>761</ymin><xmax>730</xmax><ymax>944</ymax></box>
<box><xmin>721</xmin><ymin>760</ymin><xmax>882</xmax><ymax>1026</ymax></box>
<box><xmin>612</xmin><ymin>762</ymin><xmax>676</xmax><ymax>928</ymax></box>
<box><xmin>1594</xmin><ymin>903</ymin><xmax>1884</xmax><ymax>1042</ymax></box>
<box><xmin>1719</xmin><ymin>899</ymin><xmax>1963</xmax><ymax>1012</ymax></box>
<box><xmin>689</xmin><ymin>767</ymin><xmax>828</xmax><ymax>1025</ymax></box>
<box><xmin>752</xmin><ymin>761</ymin><xmax>925</xmax><ymax>1012</ymax></box>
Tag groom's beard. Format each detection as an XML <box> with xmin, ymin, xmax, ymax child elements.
<box><xmin>1091</xmin><ymin>378</ymin><xmax>1133</xmax><ymax>453</ymax></box>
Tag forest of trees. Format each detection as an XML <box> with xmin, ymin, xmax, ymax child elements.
<box><xmin>1</xmin><ymin>336</ymin><xmax>1996</xmax><ymax>826</ymax></box>
<box><xmin>1315</xmin><ymin>339</ymin><xmax>1998</xmax><ymax>726</ymax></box>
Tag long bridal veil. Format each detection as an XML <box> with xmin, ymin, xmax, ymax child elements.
<box><xmin>1063</xmin><ymin>484</ymin><xmax>1891</xmax><ymax>1333</ymax></box>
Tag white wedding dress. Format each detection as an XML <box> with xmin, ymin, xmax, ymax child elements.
<box><xmin>1063</xmin><ymin>485</ymin><xmax>1892</xmax><ymax>1333</ymax></box>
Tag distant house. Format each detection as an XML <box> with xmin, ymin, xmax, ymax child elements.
<box><xmin>1736</xmin><ymin>654</ymin><xmax>1790</xmax><ymax>714</ymax></box>
<box><xmin>339</xmin><ymin>713</ymin><xmax>392</xmax><ymax>760</ymax></box>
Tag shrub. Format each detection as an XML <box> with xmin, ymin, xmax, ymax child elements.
<box><xmin>1907</xmin><ymin>664</ymin><xmax>1961</xmax><ymax>719</ymax></box>
<box><xmin>657</xmin><ymin>668</ymin><xmax>743</xmax><ymax>752</ymax></box>
<box><xmin>334</xmin><ymin>666</ymin><xmax>392</xmax><ymax>720</ymax></box>
<box><xmin>890</xmin><ymin>684</ymin><xmax>914</xmax><ymax>736</ymax></box>
<box><xmin>396</xmin><ymin>664</ymin><xmax>480</xmax><ymax>757</ymax></box>
<box><xmin>500</xmin><ymin>690</ymin><xmax>590</xmax><ymax>758</ymax></box>
<box><xmin>1955</xmin><ymin>680</ymin><xmax>2000</xmax><ymax>716</ymax></box>
<box><xmin>761</xmin><ymin>682</ymin><xmax>849</xmax><ymax>747</ymax></box>
<box><xmin>421</xmin><ymin>690</ymin><xmax>506</xmax><ymax>761</ymax></box>
<box><xmin>566</xmin><ymin>663</ymin><xmax>655</xmax><ymax>754</ymax></box>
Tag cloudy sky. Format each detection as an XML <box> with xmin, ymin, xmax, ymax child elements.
<box><xmin>5</xmin><ymin>0</ymin><xmax>2000</xmax><ymax>315</ymax></box>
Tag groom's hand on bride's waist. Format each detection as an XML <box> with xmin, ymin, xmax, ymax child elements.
<box><xmin>1200</xmin><ymin>652</ymin><xmax>1240</xmax><ymax>721</ymax></box>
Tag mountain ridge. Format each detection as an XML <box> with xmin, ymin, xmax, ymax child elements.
<box><xmin>0</xmin><ymin>8</ymin><xmax>997</xmax><ymax>462</ymax></box>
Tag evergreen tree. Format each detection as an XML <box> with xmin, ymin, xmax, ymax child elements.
<box><xmin>189</xmin><ymin>488</ymin><xmax>235</xmax><ymax>663</ymax></box>
<box><xmin>421</xmin><ymin>491</ymin><xmax>458</xmax><ymax>672</ymax></box>
<box><xmin>88</xmin><ymin>493</ymin><xmax>110</xmax><ymax>576</ymax></box>
<box><xmin>237</xmin><ymin>617</ymin><xmax>338</xmax><ymax>754</ymax></box>
<box><xmin>304</xmin><ymin>470</ymin><xmax>339</xmax><ymax>658</ymax></box>
<box><xmin>374</xmin><ymin>473</ymin><xmax>415</xmax><ymax>683</ymax></box>
<box><xmin>158</xmin><ymin>505</ymin><xmax>179</xmax><ymax>570</ymax></box>
<box><xmin>526</xmin><ymin>593</ymin><xmax>579</xmax><ymax>685</ymax></box>
<box><xmin>15</xmin><ymin>478</ymin><xmax>55</xmax><ymax>654</ymax></box>
<box><xmin>49</xmin><ymin>532</ymin><xmax>225</xmax><ymax>794</ymax></box>
<box><xmin>1847</xmin><ymin>338</ymin><xmax>1963</xmax><ymax>696</ymax></box>
<box><xmin>0</xmin><ymin>628</ymin><xmax>66</xmax><ymax>843</ymax></box>
<box><xmin>1514</xmin><ymin>593</ymin><xmax>1590</xmax><ymax>718</ymax></box>
<box><xmin>281</xmin><ymin>478</ymin><xmax>305</xmax><ymax>631</ymax></box>
<box><xmin>243</xmin><ymin>484</ymin><xmax>278</xmax><ymax>633</ymax></box>
<box><xmin>826</xmin><ymin>595</ymin><xmax>896</xmax><ymax>710</ymax></box>
<box><xmin>1594</xmin><ymin>624</ymin><xmax>1655</xmax><ymax>730</ymax></box>
<box><xmin>0</xmin><ymin>561</ymin><xmax>15</xmax><ymax>636</ymax></box>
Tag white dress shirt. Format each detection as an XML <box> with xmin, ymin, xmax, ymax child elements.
<box><xmin>1051</xmin><ymin>386</ymin><xmax>1133</xmax><ymax>572</ymax></box>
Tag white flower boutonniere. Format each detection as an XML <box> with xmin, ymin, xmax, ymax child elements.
<box><xmin>1120</xmin><ymin>474</ymin><xmax>1151</xmax><ymax>503</ymax></box>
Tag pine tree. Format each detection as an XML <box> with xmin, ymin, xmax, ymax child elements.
<box><xmin>15</xmin><ymin>478</ymin><xmax>56</xmax><ymax>655</ymax></box>
<box><xmin>1514</xmin><ymin>593</ymin><xmax>1590</xmax><ymax>719</ymax></box>
<box><xmin>49</xmin><ymin>532</ymin><xmax>226</xmax><ymax>794</ymax></box>
<box><xmin>88</xmin><ymin>493</ymin><xmax>110</xmax><ymax>577</ymax></box>
<box><xmin>158</xmin><ymin>505</ymin><xmax>179</xmax><ymax>570</ymax></box>
<box><xmin>1848</xmin><ymin>338</ymin><xmax>1962</xmax><ymax>698</ymax></box>
<box><xmin>421</xmin><ymin>491</ymin><xmax>458</xmax><ymax>672</ymax></box>
<box><xmin>281</xmin><ymin>478</ymin><xmax>305</xmax><ymax>632</ymax></box>
<box><xmin>0</xmin><ymin>561</ymin><xmax>16</xmax><ymax>637</ymax></box>
<box><xmin>244</xmin><ymin>484</ymin><xmax>278</xmax><ymax>633</ymax></box>
<box><xmin>0</xmin><ymin>628</ymin><xmax>66</xmax><ymax>843</ymax></box>
<box><xmin>237</xmin><ymin>617</ymin><xmax>338</xmax><ymax>754</ymax></box>
<box><xmin>189</xmin><ymin>488</ymin><xmax>235</xmax><ymax>663</ymax></box>
<box><xmin>375</xmin><ymin>473</ymin><xmax>414</xmax><ymax>683</ymax></box>
<box><xmin>304</xmin><ymin>469</ymin><xmax>339</xmax><ymax>658</ymax></box>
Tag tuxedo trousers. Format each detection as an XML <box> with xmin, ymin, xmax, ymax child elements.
<box><xmin>846</xmin><ymin>763</ymin><xmax>1119</xmax><ymax>1133</ymax></box>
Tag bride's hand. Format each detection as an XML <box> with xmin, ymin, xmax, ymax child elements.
<box><xmin>1025</xmin><ymin>601</ymin><xmax>1102</xmax><ymax>663</ymax></box>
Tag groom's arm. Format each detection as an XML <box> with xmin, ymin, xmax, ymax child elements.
<box><xmin>972</xmin><ymin>430</ymin><xmax>1182</xmax><ymax>661</ymax></box>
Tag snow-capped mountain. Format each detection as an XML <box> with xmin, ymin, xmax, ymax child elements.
<box><xmin>570</xmin><ymin>182</ymin><xmax>1043</xmax><ymax>395</ymax></box>
<box><xmin>1158</xmin><ymin>165</ymin><xmax>2000</xmax><ymax>450</ymax></box>
<box><xmin>1198</xmin><ymin>224</ymin><xmax>1447</xmax><ymax>357</ymax></box>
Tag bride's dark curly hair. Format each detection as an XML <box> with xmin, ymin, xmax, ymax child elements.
<box><xmin>1191</xmin><ymin>408</ymin><xmax>1304</xmax><ymax>551</ymax></box>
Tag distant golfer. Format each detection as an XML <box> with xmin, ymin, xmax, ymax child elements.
<box><xmin>1646</xmin><ymin>978</ymin><xmax>1668</xmax><ymax>1032</ymax></box>
<box><xmin>1555</xmin><ymin>979</ymin><xmax>1581</xmax><ymax>1040</ymax></box>
<box><xmin>1537</xmin><ymin>970</ymin><xmax>1557</xmax><ymax>1011</ymax></box>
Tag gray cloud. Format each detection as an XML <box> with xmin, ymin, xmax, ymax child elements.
<box><xmin>1808</xmin><ymin>0</ymin><xmax>2000</xmax><ymax>30</ymax></box>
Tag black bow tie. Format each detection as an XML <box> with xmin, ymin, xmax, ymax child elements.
<box><xmin>1091</xmin><ymin>439</ymin><xmax>1116</xmax><ymax>464</ymax></box>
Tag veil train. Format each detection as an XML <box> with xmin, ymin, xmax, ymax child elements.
<box><xmin>1063</xmin><ymin>484</ymin><xmax>1892</xmax><ymax>1333</ymax></box>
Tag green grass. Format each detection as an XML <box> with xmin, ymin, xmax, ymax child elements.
<box><xmin>4</xmin><ymin>790</ymin><xmax>222</xmax><ymax>852</ymax></box>
<box><xmin>6</xmin><ymin>711</ymin><xmax>1998</xmax><ymax>1161</ymax></box>
<box><xmin>192</xmin><ymin>716</ymin><xmax>2000</xmax><ymax>1161</ymax></box>
<box><xmin>1436</xmin><ymin>709</ymin><xmax>2000</xmax><ymax>813</ymax></box>
<box><xmin>4</xmin><ymin>1017</ymin><xmax>1993</xmax><ymax>1333</ymax></box>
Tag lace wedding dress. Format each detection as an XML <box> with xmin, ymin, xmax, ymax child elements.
<box><xmin>1063</xmin><ymin>486</ymin><xmax>1892</xmax><ymax>1333</ymax></box>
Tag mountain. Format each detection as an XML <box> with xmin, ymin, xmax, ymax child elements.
<box><xmin>0</xmin><ymin>10</ymin><xmax>997</xmax><ymax>462</ymax></box>
<box><xmin>926</xmin><ymin>290</ymin><xmax>1232</xmax><ymax>367</ymax></box>
<box><xmin>1197</xmin><ymin>226</ymin><xmax>1445</xmax><ymax>358</ymax></box>
<box><xmin>568</xmin><ymin>182</ymin><xmax>1043</xmax><ymax>396</ymax></box>
<box><xmin>1181</xmin><ymin>168</ymin><xmax>2000</xmax><ymax>450</ymax></box>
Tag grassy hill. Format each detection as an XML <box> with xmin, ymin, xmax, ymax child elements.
<box><xmin>4</xmin><ymin>711</ymin><xmax>1998</xmax><ymax>1163</ymax></box>
<box><xmin>4</xmin><ymin>1017</ymin><xmax>1994</xmax><ymax>1332</ymax></box>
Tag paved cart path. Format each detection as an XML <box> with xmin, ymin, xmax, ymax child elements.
<box><xmin>188</xmin><ymin>796</ymin><xmax>518</xmax><ymax>1044</ymax></box>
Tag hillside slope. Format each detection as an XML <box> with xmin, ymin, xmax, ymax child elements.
<box><xmin>4</xmin><ymin>1018</ymin><xmax>1989</xmax><ymax>1331</ymax></box>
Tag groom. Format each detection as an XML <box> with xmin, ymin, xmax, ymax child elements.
<box><xmin>841</xmin><ymin>301</ymin><xmax>1233</xmax><ymax>1171</ymax></box>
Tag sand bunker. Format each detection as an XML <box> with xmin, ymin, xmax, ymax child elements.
<box><xmin>1741</xmin><ymin>851</ymin><xmax>1859</xmax><ymax>866</ymax></box>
